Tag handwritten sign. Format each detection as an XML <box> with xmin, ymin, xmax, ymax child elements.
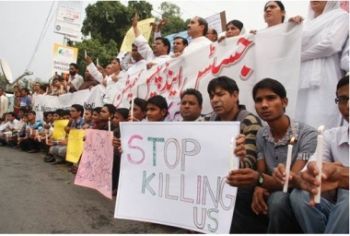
<box><xmin>66</xmin><ymin>129</ymin><xmax>85</xmax><ymax>164</ymax></box>
<box><xmin>115</xmin><ymin>122</ymin><xmax>240</xmax><ymax>233</ymax></box>
<box><xmin>51</xmin><ymin>119</ymin><xmax>69</xmax><ymax>140</ymax></box>
<box><xmin>74</xmin><ymin>129</ymin><xmax>114</xmax><ymax>199</ymax></box>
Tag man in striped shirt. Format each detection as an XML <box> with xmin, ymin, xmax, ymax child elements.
<box><xmin>206</xmin><ymin>76</ymin><xmax>267</xmax><ymax>233</ymax></box>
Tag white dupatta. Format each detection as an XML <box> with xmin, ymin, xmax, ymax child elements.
<box><xmin>300</xmin><ymin>1</ymin><xmax>349</xmax><ymax>89</ymax></box>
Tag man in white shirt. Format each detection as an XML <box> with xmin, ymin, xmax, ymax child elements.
<box><xmin>68</xmin><ymin>63</ymin><xmax>84</xmax><ymax>92</ymax></box>
<box><xmin>183</xmin><ymin>16</ymin><xmax>212</xmax><ymax>55</ymax></box>
<box><xmin>132</xmin><ymin>15</ymin><xmax>171</xmax><ymax>69</ymax></box>
<box><xmin>0</xmin><ymin>88</ymin><xmax>8</xmax><ymax>118</ymax></box>
<box><xmin>290</xmin><ymin>75</ymin><xmax>349</xmax><ymax>234</ymax></box>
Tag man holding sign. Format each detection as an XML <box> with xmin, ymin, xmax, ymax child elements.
<box><xmin>205</xmin><ymin>76</ymin><xmax>266</xmax><ymax>233</ymax></box>
<box><xmin>115</xmin><ymin>121</ymin><xmax>240</xmax><ymax>233</ymax></box>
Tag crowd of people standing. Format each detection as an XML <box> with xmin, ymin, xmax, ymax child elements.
<box><xmin>0</xmin><ymin>1</ymin><xmax>348</xmax><ymax>234</ymax></box>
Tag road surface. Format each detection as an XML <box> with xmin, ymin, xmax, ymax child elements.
<box><xmin>0</xmin><ymin>146</ymin><xmax>185</xmax><ymax>233</ymax></box>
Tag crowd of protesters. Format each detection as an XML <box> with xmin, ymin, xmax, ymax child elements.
<box><xmin>0</xmin><ymin>1</ymin><xmax>349</xmax><ymax>234</ymax></box>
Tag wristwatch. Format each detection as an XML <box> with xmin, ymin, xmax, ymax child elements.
<box><xmin>257</xmin><ymin>173</ymin><xmax>264</xmax><ymax>187</ymax></box>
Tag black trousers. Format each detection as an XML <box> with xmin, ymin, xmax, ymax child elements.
<box><xmin>20</xmin><ymin>139</ymin><xmax>40</xmax><ymax>151</ymax></box>
<box><xmin>230</xmin><ymin>187</ymin><xmax>268</xmax><ymax>233</ymax></box>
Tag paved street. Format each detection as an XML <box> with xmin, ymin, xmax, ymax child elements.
<box><xmin>0</xmin><ymin>146</ymin><xmax>182</xmax><ymax>233</ymax></box>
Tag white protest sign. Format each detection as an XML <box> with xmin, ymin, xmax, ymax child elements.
<box><xmin>115</xmin><ymin>122</ymin><xmax>240</xmax><ymax>233</ymax></box>
<box><xmin>52</xmin><ymin>43</ymin><xmax>78</xmax><ymax>75</ymax></box>
<box><xmin>206</xmin><ymin>11</ymin><xmax>226</xmax><ymax>34</ymax></box>
<box><xmin>54</xmin><ymin>1</ymin><xmax>83</xmax><ymax>39</ymax></box>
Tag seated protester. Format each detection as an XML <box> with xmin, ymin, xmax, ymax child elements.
<box><xmin>114</xmin><ymin>108</ymin><xmax>129</xmax><ymax>124</ymax></box>
<box><xmin>43</xmin><ymin>111</ymin><xmax>54</xmax><ymax>129</ymax></box>
<box><xmin>62</xmin><ymin>110</ymin><xmax>71</xmax><ymax>120</ymax></box>
<box><xmin>48</xmin><ymin>105</ymin><xmax>84</xmax><ymax>165</ymax></box>
<box><xmin>92</xmin><ymin>107</ymin><xmax>102</xmax><ymax>129</ymax></box>
<box><xmin>38</xmin><ymin>111</ymin><xmax>54</xmax><ymax>151</ymax></box>
<box><xmin>52</xmin><ymin>109</ymin><xmax>64</xmax><ymax>122</ymax></box>
<box><xmin>19</xmin><ymin>110</ymin><xmax>43</xmax><ymax>153</ymax></box>
<box><xmin>131</xmin><ymin>15</ymin><xmax>171</xmax><ymax>69</ymax></box>
<box><xmin>65</xmin><ymin>104</ymin><xmax>85</xmax><ymax>133</ymax></box>
<box><xmin>233</xmin><ymin>78</ymin><xmax>317</xmax><ymax>233</ymax></box>
<box><xmin>97</xmin><ymin>104</ymin><xmax>117</xmax><ymax>131</ymax></box>
<box><xmin>0</xmin><ymin>112</ymin><xmax>11</xmax><ymax>145</ymax></box>
<box><xmin>82</xmin><ymin>108</ymin><xmax>94</xmax><ymax>129</ymax></box>
<box><xmin>44</xmin><ymin>109</ymin><xmax>66</xmax><ymax>163</ymax></box>
<box><xmin>290</xmin><ymin>75</ymin><xmax>349</xmax><ymax>234</ymax></box>
<box><xmin>95</xmin><ymin>104</ymin><xmax>120</xmax><ymax>194</ymax></box>
<box><xmin>146</xmin><ymin>95</ymin><xmax>168</xmax><ymax>122</ymax></box>
<box><xmin>129</xmin><ymin>97</ymin><xmax>147</xmax><ymax>122</ymax></box>
<box><xmin>111</xmin><ymin>107</ymin><xmax>129</xmax><ymax>195</ymax></box>
<box><xmin>14</xmin><ymin>108</ymin><xmax>28</xmax><ymax>144</ymax></box>
<box><xmin>206</xmin><ymin>76</ymin><xmax>266</xmax><ymax>233</ymax></box>
<box><xmin>180</xmin><ymin>88</ymin><xmax>204</xmax><ymax>121</ymax></box>
<box><xmin>19</xmin><ymin>88</ymin><xmax>32</xmax><ymax>110</ymax></box>
<box><xmin>0</xmin><ymin>112</ymin><xmax>20</xmax><ymax>146</ymax></box>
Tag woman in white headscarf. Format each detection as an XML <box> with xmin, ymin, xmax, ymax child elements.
<box><xmin>296</xmin><ymin>1</ymin><xmax>349</xmax><ymax>129</ymax></box>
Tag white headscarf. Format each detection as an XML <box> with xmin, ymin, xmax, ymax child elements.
<box><xmin>303</xmin><ymin>1</ymin><xmax>347</xmax><ymax>49</ymax></box>
<box><xmin>307</xmin><ymin>1</ymin><xmax>340</xmax><ymax>20</ymax></box>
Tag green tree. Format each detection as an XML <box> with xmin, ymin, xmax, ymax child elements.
<box><xmin>128</xmin><ymin>1</ymin><xmax>153</xmax><ymax>20</ymax></box>
<box><xmin>81</xmin><ymin>1</ymin><xmax>131</xmax><ymax>45</ymax></box>
<box><xmin>158</xmin><ymin>2</ymin><xmax>187</xmax><ymax>36</ymax></box>
<box><xmin>77</xmin><ymin>1</ymin><xmax>153</xmax><ymax>73</ymax></box>
<box><xmin>75</xmin><ymin>38</ymin><xmax>118</xmax><ymax>74</ymax></box>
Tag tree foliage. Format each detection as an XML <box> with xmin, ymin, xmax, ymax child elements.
<box><xmin>158</xmin><ymin>2</ymin><xmax>188</xmax><ymax>36</ymax></box>
<box><xmin>76</xmin><ymin>1</ymin><xmax>153</xmax><ymax>73</ymax></box>
<box><xmin>75</xmin><ymin>1</ymin><xmax>188</xmax><ymax>73</ymax></box>
<box><xmin>75</xmin><ymin>38</ymin><xmax>118</xmax><ymax>74</ymax></box>
<box><xmin>81</xmin><ymin>1</ymin><xmax>153</xmax><ymax>45</ymax></box>
<box><xmin>128</xmin><ymin>1</ymin><xmax>153</xmax><ymax>20</ymax></box>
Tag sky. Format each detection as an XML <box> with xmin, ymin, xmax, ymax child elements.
<box><xmin>0</xmin><ymin>0</ymin><xmax>309</xmax><ymax>83</ymax></box>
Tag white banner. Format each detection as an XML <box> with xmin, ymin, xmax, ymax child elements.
<box><xmin>114</xmin><ymin>22</ymin><xmax>302</xmax><ymax>120</ymax></box>
<box><xmin>115</xmin><ymin>122</ymin><xmax>240</xmax><ymax>233</ymax></box>
<box><xmin>33</xmin><ymin>85</ymin><xmax>104</xmax><ymax>120</ymax></box>
<box><xmin>37</xmin><ymin>23</ymin><xmax>302</xmax><ymax>121</ymax></box>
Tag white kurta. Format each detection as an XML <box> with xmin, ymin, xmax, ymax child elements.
<box><xmin>296</xmin><ymin>4</ymin><xmax>349</xmax><ymax>129</ymax></box>
<box><xmin>182</xmin><ymin>36</ymin><xmax>212</xmax><ymax>56</ymax></box>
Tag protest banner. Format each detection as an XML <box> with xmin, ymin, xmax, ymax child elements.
<box><xmin>32</xmin><ymin>85</ymin><xmax>104</xmax><ymax>121</ymax></box>
<box><xmin>51</xmin><ymin>119</ymin><xmax>69</xmax><ymax>141</ymax></box>
<box><xmin>74</xmin><ymin>129</ymin><xmax>114</xmax><ymax>199</ymax></box>
<box><xmin>66</xmin><ymin>129</ymin><xmax>85</xmax><ymax>164</ymax></box>
<box><xmin>115</xmin><ymin>122</ymin><xmax>240</xmax><ymax>233</ymax></box>
<box><xmin>36</xmin><ymin>23</ymin><xmax>302</xmax><ymax>121</ymax></box>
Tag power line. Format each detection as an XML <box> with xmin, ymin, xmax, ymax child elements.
<box><xmin>25</xmin><ymin>1</ymin><xmax>56</xmax><ymax>71</ymax></box>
